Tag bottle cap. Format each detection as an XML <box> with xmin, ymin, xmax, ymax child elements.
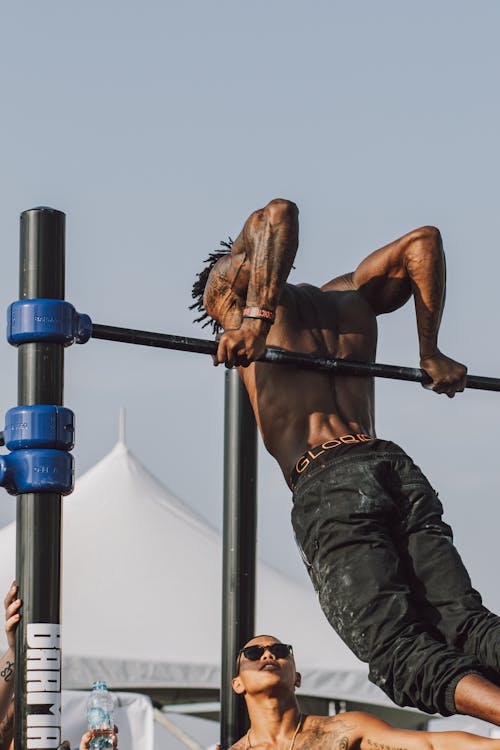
<box><xmin>92</xmin><ymin>681</ymin><xmax>108</xmax><ymax>690</ymax></box>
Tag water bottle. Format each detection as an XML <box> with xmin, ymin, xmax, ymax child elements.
<box><xmin>87</xmin><ymin>681</ymin><xmax>114</xmax><ymax>749</ymax></box>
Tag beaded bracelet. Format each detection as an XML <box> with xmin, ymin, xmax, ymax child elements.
<box><xmin>242</xmin><ymin>306</ymin><xmax>275</xmax><ymax>324</ymax></box>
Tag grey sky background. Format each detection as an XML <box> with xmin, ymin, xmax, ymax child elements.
<box><xmin>0</xmin><ymin>2</ymin><xmax>499</xmax><ymax>609</ymax></box>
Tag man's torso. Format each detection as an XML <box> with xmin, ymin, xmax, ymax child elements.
<box><xmin>238</xmin><ymin>282</ymin><xmax>378</xmax><ymax>483</ymax></box>
<box><xmin>232</xmin><ymin>714</ymin><xmax>363</xmax><ymax>750</ymax></box>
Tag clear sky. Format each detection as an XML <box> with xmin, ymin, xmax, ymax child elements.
<box><xmin>0</xmin><ymin>1</ymin><xmax>499</xmax><ymax>608</ymax></box>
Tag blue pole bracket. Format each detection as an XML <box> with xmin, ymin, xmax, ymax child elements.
<box><xmin>7</xmin><ymin>299</ymin><xmax>92</xmax><ymax>346</ymax></box>
<box><xmin>0</xmin><ymin>450</ymin><xmax>74</xmax><ymax>496</ymax></box>
<box><xmin>4</xmin><ymin>405</ymin><xmax>74</xmax><ymax>451</ymax></box>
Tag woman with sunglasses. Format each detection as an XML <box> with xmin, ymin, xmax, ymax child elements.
<box><xmin>229</xmin><ymin>635</ymin><xmax>500</xmax><ymax>750</ymax></box>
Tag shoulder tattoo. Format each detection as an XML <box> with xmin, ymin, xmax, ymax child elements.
<box><xmin>301</xmin><ymin>718</ymin><xmax>354</xmax><ymax>750</ymax></box>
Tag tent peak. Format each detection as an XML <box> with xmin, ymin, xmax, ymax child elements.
<box><xmin>109</xmin><ymin>439</ymin><xmax>128</xmax><ymax>457</ymax></box>
<box><xmin>118</xmin><ymin>405</ymin><xmax>127</xmax><ymax>446</ymax></box>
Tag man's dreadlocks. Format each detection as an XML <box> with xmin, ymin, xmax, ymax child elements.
<box><xmin>190</xmin><ymin>239</ymin><xmax>233</xmax><ymax>336</ymax></box>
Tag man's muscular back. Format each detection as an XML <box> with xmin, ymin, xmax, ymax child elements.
<box><xmin>200</xmin><ymin>199</ymin><xmax>467</xmax><ymax>483</ymax></box>
<box><xmin>237</xmin><ymin>281</ymin><xmax>378</xmax><ymax>483</ymax></box>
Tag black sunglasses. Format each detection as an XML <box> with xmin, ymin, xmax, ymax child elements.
<box><xmin>239</xmin><ymin>643</ymin><xmax>293</xmax><ymax>661</ymax></box>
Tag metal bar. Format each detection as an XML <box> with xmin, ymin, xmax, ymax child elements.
<box><xmin>91</xmin><ymin>323</ymin><xmax>500</xmax><ymax>392</ymax></box>
<box><xmin>220</xmin><ymin>369</ymin><xmax>257</xmax><ymax>749</ymax></box>
<box><xmin>15</xmin><ymin>207</ymin><xmax>65</xmax><ymax>750</ymax></box>
<box><xmin>91</xmin><ymin>323</ymin><xmax>217</xmax><ymax>355</ymax></box>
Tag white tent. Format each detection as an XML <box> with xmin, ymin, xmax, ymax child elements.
<box><xmin>0</xmin><ymin>437</ymin><xmax>423</xmax><ymax>725</ymax></box>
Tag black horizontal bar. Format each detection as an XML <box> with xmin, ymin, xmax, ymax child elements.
<box><xmin>90</xmin><ymin>323</ymin><xmax>500</xmax><ymax>392</ymax></box>
<box><xmin>91</xmin><ymin>323</ymin><xmax>218</xmax><ymax>355</ymax></box>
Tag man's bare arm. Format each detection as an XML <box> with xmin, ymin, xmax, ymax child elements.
<box><xmin>0</xmin><ymin>701</ymin><xmax>13</xmax><ymax>750</ymax></box>
<box><xmin>366</xmin><ymin>724</ymin><xmax>500</xmax><ymax>750</ymax></box>
<box><xmin>0</xmin><ymin>583</ymin><xmax>20</xmax><ymax>722</ymax></box>
<box><xmin>352</xmin><ymin>712</ymin><xmax>500</xmax><ymax>750</ymax></box>
<box><xmin>244</xmin><ymin>199</ymin><xmax>299</xmax><ymax>312</ymax></box>
<box><xmin>207</xmin><ymin>198</ymin><xmax>299</xmax><ymax>367</ymax></box>
<box><xmin>324</xmin><ymin>226</ymin><xmax>466</xmax><ymax>397</ymax></box>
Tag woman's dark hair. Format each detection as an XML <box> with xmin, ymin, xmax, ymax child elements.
<box><xmin>190</xmin><ymin>239</ymin><xmax>232</xmax><ymax>335</ymax></box>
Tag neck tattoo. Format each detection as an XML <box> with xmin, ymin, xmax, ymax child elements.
<box><xmin>245</xmin><ymin>713</ymin><xmax>304</xmax><ymax>750</ymax></box>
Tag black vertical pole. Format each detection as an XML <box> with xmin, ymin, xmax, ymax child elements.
<box><xmin>15</xmin><ymin>207</ymin><xmax>65</xmax><ymax>750</ymax></box>
<box><xmin>220</xmin><ymin>368</ymin><xmax>257</xmax><ymax>749</ymax></box>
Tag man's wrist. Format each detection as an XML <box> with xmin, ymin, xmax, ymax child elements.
<box><xmin>240</xmin><ymin>317</ymin><xmax>272</xmax><ymax>336</ymax></box>
<box><xmin>242</xmin><ymin>306</ymin><xmax>275</xmax><ymax>324</ymax></box>
<box><xmin>420</xmin><ymin>348</ymin><xmax>440</xmax><ymax>361</ymax></box>
<box><xmin>2</xmin><ymin>643</ymin><xmax>15</xmax><ymax>660</ymax></box>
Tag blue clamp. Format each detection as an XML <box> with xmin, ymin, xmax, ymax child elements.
<box><xmin>4</xmin><ymin>406</ymin><xmax>74</xmax><ymax>451</ymax></box>
<box><xmin>7</xmin><ymin>299</ymin><xmax>92</xmax><ymax>346</ymax></box>
<box><xmin>0</xmin><ymin>450</ymin><xmax>74</xmax><ymax>495</ymax></box>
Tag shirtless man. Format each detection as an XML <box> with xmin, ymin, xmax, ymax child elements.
<box><xmin>191</xmin><ymin>199</ymin><xmax>500</xmax><ymax>723</ymax></box>
<box><xmin>230</xmin><ymin>634</ymin><xmax>500</xmax><ymax>750</ymax></box>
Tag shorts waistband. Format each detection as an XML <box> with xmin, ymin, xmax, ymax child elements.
<box><xmin>290</xmin><ymin>434</ymin><xmax>376</xmax><ymax>490</ymax></box>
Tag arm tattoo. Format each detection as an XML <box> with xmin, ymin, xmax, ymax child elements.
<box><xmin>0</xmin><ymin>661</ymin><xmax>13</xmax><ymax>682</ymax></box>
<box><xmin>329</xmin><ymin>720</ymin><xmax>354</xmax><ymax>750</ymax></box>
<box><xmin>0</xmin><ymin>703</ymin><xmax>14</xmax><ymax>750</ymax></box>
<box><xmin>367</xmin><ymin>739</ymin><xmax>407</xmax><ymax>750</ymax></box>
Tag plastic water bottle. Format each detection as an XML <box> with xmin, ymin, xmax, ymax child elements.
<box><xmin>87</xmin><ymin>681</ymin><xmax>114</xmax><ymax>749</ymax></box>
